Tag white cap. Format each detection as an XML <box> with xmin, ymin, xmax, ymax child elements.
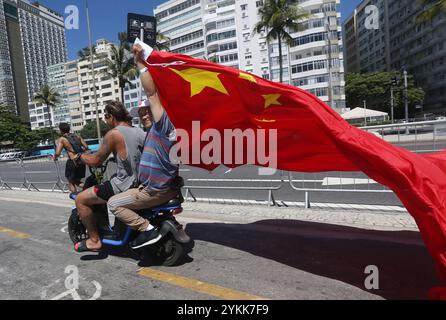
<box><xmin>130</xmin><ymin>99</ymin><xmax>151</xmax><ymax>118</ymax></box>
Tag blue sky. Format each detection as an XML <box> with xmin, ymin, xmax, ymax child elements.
<box><xmin>38</xmin><ymin>0</ymin><xmax>362</xmax><ymax>60</ymax></box>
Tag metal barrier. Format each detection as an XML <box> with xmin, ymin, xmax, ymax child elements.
<box><xmin>286</xmin><ymin>120</ymin><xmax>446</xmax><ymax>208</ymax></box>
<box><xmin>360</xmin><ymin>119</ymin><xmax>446</xmax><ymax>153</ymax></box>
<box><xmin>1</xmin><ymin>120</ymin><xmax>445</xmax><ymax>208</ymax></box>
<box><xmin>0</xmin><ymin>155</ymin><xmax>68</xmax><ymax>192</ymax></box>
<box><xmin>183</xmin><ymin>169</ymin><xmax>286</xmax><ymax>206</ymax></box>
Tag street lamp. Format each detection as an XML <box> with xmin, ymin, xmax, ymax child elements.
<box><xmin>85</xmin><ymin>0</ymin><xmax>102</xmax><ymax>143</ymax></box>
<box><xmin>324</xmin><ymin>13</ymin><xmax>335</xmax><ymax>110</ymax></box>
<box><xmin>390</xmin><ymin>77</ymin><xmax>399</xmax><ymax>124</ymax></box>
<box><xmin>402</xmin><ymin>66</ymin><xmax>409</xmax><ymax>135</ymax></box>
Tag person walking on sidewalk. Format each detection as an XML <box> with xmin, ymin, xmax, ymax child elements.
<box><xmin>54</xmin><ymin>123</ymin><xmax>89</xmax><ymax>193</ymax></box>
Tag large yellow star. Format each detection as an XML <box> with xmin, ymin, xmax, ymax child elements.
<box><xmin>169</xmin><ymin>67</ymin><xmax>228</xmax><ymax>97</ymax></box>
<box><xmin>263</xmin><ymin>94</ymin><xmax>282</xmax><ymax>109</ymax></box>
<box><xmin>239</xmin><ymin>72</ymin><xmax>257</xmax><ymax>83</ymax></box>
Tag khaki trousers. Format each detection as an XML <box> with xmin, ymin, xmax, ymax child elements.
<box><xmin>107</xmin><ymin>185</ymin><xmax>178</xmax><ymax>232</ymax></box>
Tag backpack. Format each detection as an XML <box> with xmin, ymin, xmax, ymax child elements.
<box><xmin>65</xmin><ymin>133</ymin><xmax>83</xmax><ymax>154</ymax></box>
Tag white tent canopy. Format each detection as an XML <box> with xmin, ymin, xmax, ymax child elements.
<box><xmin>341</xmin><ymin>107</ymin><xmax>389</xmax><ymax>120</ymax></box>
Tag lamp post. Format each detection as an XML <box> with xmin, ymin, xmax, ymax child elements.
<box><xmin>85</xmin><ymin>0</ymin><xmax>101</xmax><ymax>143</ymax></box>
<box><xmin>325</xmin><ymin>13</ymin><xmax>334</xmax><ymax>110</ymax></box>
<box><xmin>403</xmin><ymin>66</ymin><xmax>409</xmax><ymax>135</ymax></box>
<box><xmin>390</xmin><ymin>77</ymin><xmax>399</xmax><ymax>124</ymax></box>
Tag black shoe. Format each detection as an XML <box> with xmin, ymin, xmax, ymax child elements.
<box><xmin>130</xmin><ymin>228</ymin><xmax>162</xmax><ymax>249</ymax></box>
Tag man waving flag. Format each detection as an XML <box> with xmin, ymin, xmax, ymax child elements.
<box><xmin>135</xmin><ymin>39</ymin><xmax>446</xmax><ymax>298</ymax></box>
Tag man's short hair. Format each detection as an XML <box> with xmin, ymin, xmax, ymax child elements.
<box><xmin>105</xmin><ymin>101</ymin><xmax>132</xmax><ymax>122</ymax></box>
<box><xmin>59</xmin><ymin>123</ymin><xmax>70</xmax><ymax>134</ymax></box>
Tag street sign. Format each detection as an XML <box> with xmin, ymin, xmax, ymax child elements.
<box><xmin>127</xmin><ymin>13</ymin><xmax>156</xmax><ymax>47</ymax></box>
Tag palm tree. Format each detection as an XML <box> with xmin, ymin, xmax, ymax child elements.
<box><xmin>417</xmin><ymin>0</ymin><xmax>446</xmax><ymax>22</ymax></box>
<box><xmin>154</xmin><ymin>31</ymin><xmax>171</xmax><ymax>52</ymax></box>
<box><xmin>33</xmin><ymin>85</ymin><xmax>60</xmax><ymax>150</ymax></box>
<box><xmin>77</xmin><ymin>46</ymin><xmax>92</xmax><ymax>60</ymax></box>
<box><xmin>102</xmin><ymin>32</ymin><xmax>138</xmax><ymax>103</ymax></box>
<box><xmin>254</xmin><ymin>0</ymin><xmax>310</xmax><ymax>83</ymax></box>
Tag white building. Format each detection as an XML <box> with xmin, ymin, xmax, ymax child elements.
<box><xmin>65</xmin><ymin>60</ymin><xmax>83</xmax><ymax>133</ymax></box>
<box><xmin>124</xmin><ymin>76</ymin><xmax>147</xmax><ymax>126</ymax></box>
<box><xmin>154</xmin><ymin>0</ymin><xmax>345</xmax><ymax>112</ymax></box>
<box><xmin>0</xmin><ymin>0</ymin><xmax>66</xmax><ymax>123</ymax></box>
<box><xmin>77</xmin><ymin>39</ymin><xmax>121</xmax><ymax>126</ymax></box>
<box><xmin>29</xmin><ymin>62</ymin><xmax>71</xmax><ymax>130</ymax></box>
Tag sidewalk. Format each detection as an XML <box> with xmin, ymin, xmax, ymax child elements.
<box><xmin>0</xmin><ymin>189</ymin><xmax>418</xmax><ymax>232</ymax></box>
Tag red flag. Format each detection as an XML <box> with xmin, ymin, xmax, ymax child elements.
<box><xmin>143</xmin><ymin>50</ymin><xmax>446</xmax><ymax>297</ymax></box>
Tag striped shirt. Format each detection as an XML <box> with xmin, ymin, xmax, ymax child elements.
<box><xmin>138</xmin><ymin>111</ymin><xmax>179</xmax><ymax>191</ymax></box>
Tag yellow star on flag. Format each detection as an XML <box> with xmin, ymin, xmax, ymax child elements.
<box><xmin>169</xmin><ymin>67</ymin><xmax>228</xmax><ymax>97</ymax></box>
<box><xmin>255</xmin><ymin>118</ymin><xmax>277</xmax><ymax>123</ymax></box>
<box><xmin>263</xmin><ymin>94</ymin><xmax>282</xmax><ymax>109</ymax></box>
<box><xmin>239</xmin><ymin>72</ymin><xmax>257</xmax><ymax>83</ymax></box>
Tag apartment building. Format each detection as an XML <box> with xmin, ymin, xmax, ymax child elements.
<box><xmin>77</xmin><ymin>39</ymin><xmax>121</xmax><ymax>126</ymax></box>
<box><xmin>0</xmin><ymin>0</ymin><xmax>66</xmax><ymax>123</ymax></box>
<box><xmin>343</xmin><ymin>0</ymin><xmax>446</xmax><ymax>111</ymax></box>
<box><xmin>154</xmin><ymin>0</ymin><xmax>346</xmax><ymax>112</ymax></box>
<box><xmin>29</xmin><ymin>62</ymin><xmax>71</xmax><ymax>130</ymax></box>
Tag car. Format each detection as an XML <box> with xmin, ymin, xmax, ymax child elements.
<box><xmin>436</xmin><ymin>116</ymin><xmax>446</xmax><ymax>120</ymax></box>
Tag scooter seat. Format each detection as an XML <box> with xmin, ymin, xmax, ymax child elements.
<box><xmin>156</xmin><ymin>194</ymin><xmax>184</xmax><ymax>208</ymax></box>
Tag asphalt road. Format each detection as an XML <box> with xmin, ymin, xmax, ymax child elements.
<box><xmin>0</xmin><ymin>197</ymin><xmax>441</xmax><ymax>300</ymax></box>
<box><xmin>0</xmin><ymin>140</ymin><xmax>444</xmax><ymax>206</ymax></box>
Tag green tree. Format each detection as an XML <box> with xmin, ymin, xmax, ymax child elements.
<box><xmin>0</xmin><ymin>105</ymin><xmax>39</xmax><ymax>151</ymax></box>
<box><xmin>77</xmin><ymin>46</ymin><xmax>92</xmax><ymax>60</ymax></box>
<box><xmin>254</xmin><ymin>0</ymin><xmax>310</xmax><ymax>83</ymax></box>
<box><xmin>154</xmin><ymin>30</ymin><xmax>171</xmax><ymax>52</ymax></box>
<box><xmin>80</xmin><ymin>120</ymin><xmax>110</xmax><ymax>140</ymax></box>
<box><xmin>345</xmin><ymin>72</ymin><xmax>425</xmax><ymax>118</ymax></box>
<box><xmin>417</xmin><ymin>0</ymin><xmax>446</xmax><ymax>22</ymax></box>
<box><xmin>102</xmin><ymin>32</ymin><xmax>138</xmax><ymax>103</ymax></box>
<box><xmin>34</xmin><ymin>127</ymin><xmax>59</xmax><ymax>144</ymax></box>
<box><xmin>33</xmin><ymin>85</ymin><xmax>60</xmax><ymax>149</ymax></box>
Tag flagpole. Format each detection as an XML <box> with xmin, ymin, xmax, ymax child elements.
<box><xmin>85</xmin><ymin>0</ymin><xmax>102</xmax><ymax>143</ymax></box>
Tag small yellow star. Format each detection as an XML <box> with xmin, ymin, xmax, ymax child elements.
<box><xmin>239</xmin><ymin>72</ymin><xmax>257</xmax><ymax>83</ymax></box>
<box><xmin>263</xmin><ymin>94</ymin><xmax>282</xmax><ymax>109</ymax></box>
<box><xmin>169</xmin><ymin>67</ymin><xmax>229</xmax><ymax>97</ymax></box>
<box><xmin>255</xmin><ymin>118</ymin><xmax>277</xmax><ymax>123</ymax></box>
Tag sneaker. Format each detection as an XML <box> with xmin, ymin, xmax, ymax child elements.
<box><xmin>130</xmin><ymin>228</ymin><xmax>162</xmax><ymax>249</ymax></box>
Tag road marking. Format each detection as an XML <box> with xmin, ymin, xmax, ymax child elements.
<box><xmin>0</xmin><ymin>226</ymin><xmax>31</xmax><ymax>239</ymax></box>
<box><xmin>138</xmin><ymin>268</ymin><xmax>269</xmax><ymax>300</ymax></box>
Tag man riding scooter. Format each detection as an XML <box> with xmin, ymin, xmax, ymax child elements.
<box><xmin>73</xmin><ymin>101</ymin><xmax>146</xmax><ymax>252</ymax></box>
<box><xmin>107</xmin><ymin>42</ymin><xmax>182</xmax><ymax>250</ymax></box>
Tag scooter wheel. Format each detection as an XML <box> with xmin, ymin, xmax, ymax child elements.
<box><xmin>68</xmin><ymin>209</ymin><xmax>88</xmax><ymax>244</ymax></box>
<box><xmin>149</xmin><ymin>234</ymin><xmax>185</xmax><ymax>267</ymax></box>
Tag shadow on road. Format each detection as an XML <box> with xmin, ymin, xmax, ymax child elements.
<box><xmin>184</xmin><ymin>219</ymin><xmax>440</xmax><ymax>300</ymax></box>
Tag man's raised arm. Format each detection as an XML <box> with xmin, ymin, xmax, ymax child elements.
<box><xmin>133</xmin><ymin>44</ymin><xmax>164</xmax><ymax>123</ymax></box>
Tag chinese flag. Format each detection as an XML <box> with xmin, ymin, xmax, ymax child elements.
<box><xmin>142</xmin><ymin>49</ymin><xmax>446</xmax><ymax>298</ymax></box>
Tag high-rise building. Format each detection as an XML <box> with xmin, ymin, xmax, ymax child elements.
<box><xmin>0</xmin><ymin>0</ymin><xmax>67</xmax><ymax>123</ymax></box>
<box><xmin>343</xmin><ymin>0</ymin><xmax>446</xmax><ymax>111</ymax></box>
<box><xmin>154</xmin><ymin>0</ymin><xmax>346</xmax><ymax>112</ymax></box>
<box><xmin>343</xmin><ymin>0</ymin><xmax>390</xmax><ymax>74</ymax></box>
<box><xmin>65</xmin><ymin>60</ymin><xmax>83</xmax><ymax>133</ymax></box>
<box><xmin>77</xmin><ymin>39</ymin><xmax>121</xmax><ymax>126</ymax></box>
<box><xmin>29</xmin><ymin>62</ymin><xmax>71</xmax><ymax>130</ymax></box>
